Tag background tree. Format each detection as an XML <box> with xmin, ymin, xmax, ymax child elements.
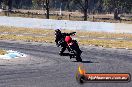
<box><xmin>8</xmin><ymin>0</ymin><xmax>12</xmax><ymax>11</ymax></box>
<box><xmin>72</xmin><ymin>0</ymin><xmax>89</xmax><ymax>21</ymax></box>
<box><xmin>2</xmin><ymin>0</ymin><xmax>12</xmax><ymax>11</ymax></box>
<box><xmin>0</xmin><ymin>0</ymin><xmax>2</xmax><ymax>9</ymax></box>
<box><xmin>45</xmin><ymin>0</ymin><xmax>49</xmax><ymax>19</ymax></box>
<box><xmin>0</xmin><ymin>0</ymin><xmax>131</xmax><ymax>20</ymax></box>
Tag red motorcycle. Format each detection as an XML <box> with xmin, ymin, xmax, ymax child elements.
<box><xmin>65</xmin><ymin>36</ymin><xmax>82</xmax><ymax>62</ymax></box>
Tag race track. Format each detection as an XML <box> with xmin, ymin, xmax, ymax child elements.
<box><xmin>0</xmin><ymin>40</ymin><xmax>131</xmax><ymax>87</ymax></box>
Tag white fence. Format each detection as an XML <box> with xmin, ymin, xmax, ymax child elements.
<box><xmin>0</xmin><ymin>16</ymin><xmax>132</xmax><ymax>33</ymax></box>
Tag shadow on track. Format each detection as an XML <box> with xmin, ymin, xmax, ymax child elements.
<box><xmin>72</xmin><ymin>60</ymin><xmax>97</xmax><ymax>63</ymax></box>
<box><xmin>61</xmin><ymin>53</ymin><xmax>71</xmax><ymax>56</ymax></box>
<box><xmin>81</xmin><ymin>61</ymin><xmax>94</xmax><ymax>63</ymax></box>
<box><xmin>60</xmin><ymin>53</ymin><xmax>99</xmax><ymax>64</ymax></box>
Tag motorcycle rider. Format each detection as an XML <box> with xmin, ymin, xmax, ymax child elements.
<box><xmin>55</xmin><ymin>29</ymin><xmax>76</xmax><ymax>56</ymax></box>
<box><xmin>65</xmin><ymin>36</ymin><xmax>82</xmax><ymax>55</ymax></box>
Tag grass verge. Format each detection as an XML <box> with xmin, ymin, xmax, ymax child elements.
<box><xmin>0</xmin><ymin>26</ymin><xmax>132</xmax><ymax>49</ymax></box>
<box><xmin>79</xmin><ymin>39</ymin><xmax>132</xmax><ymax>49</ymax></box>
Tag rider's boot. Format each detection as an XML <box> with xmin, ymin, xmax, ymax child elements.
<box><xmin>59</xmin><ymin>47</ymin><xmax>66</xmax><ymax>56</ymax></box>
<box><xmin>69</xmin><ymin>54</ymin><xmax>74</xmax><ymax>59</ymax></box>
<box><xmin>59</xmin><ymin>52</ymin><xmax>63</xmax><ymax>56</ymax></box>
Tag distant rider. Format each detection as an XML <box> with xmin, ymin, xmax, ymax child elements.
<box><xmin>55</xmin><ymin>29</ymin><xmax>76</xmax><ymax>56</ymax></box>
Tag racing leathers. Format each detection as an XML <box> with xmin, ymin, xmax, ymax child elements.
<box><xmin>55</xmin><ymin>31</ymin><xmax>76</xmax><ymax>55</ymax></box>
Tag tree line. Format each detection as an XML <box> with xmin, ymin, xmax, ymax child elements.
<box><xmin>0</xmin><ymin>0</ymin><xmax>132</xmax><ymax>20</ymax></box>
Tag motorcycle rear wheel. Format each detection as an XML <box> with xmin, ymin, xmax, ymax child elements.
<box><xmin>76</xmin><ymin>56</ymin><xmax>82</xmax><ymax>62</ymax></box>
<box><xmin>74</xmin><ymin>50</ymin><xmax>82</xmax><ymax>62</ymax></box>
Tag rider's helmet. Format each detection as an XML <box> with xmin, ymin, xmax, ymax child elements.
<box><xmin>65</xmin><ymin>36</ymin><xmax>72</xmax><ymax>44</ymax></box>
<box><xmin>55</xmin><ymin>29</ymin><xmax>61</xmax><ymax>35</ymax></box>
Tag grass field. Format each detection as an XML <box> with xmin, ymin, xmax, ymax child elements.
<box><xmin>0</xmin><ymin>26</ymin><xmax>132</xmax><ymax>49</ymax></box>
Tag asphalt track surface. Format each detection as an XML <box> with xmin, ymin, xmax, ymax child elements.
<box><xmin>0</xmin><ymin>40</ymin><xmax>132</xmax><ymax>87</ymax></box>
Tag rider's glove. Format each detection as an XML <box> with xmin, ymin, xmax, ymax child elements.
<box><xmin>70</xmin><ymin>32</ymin><xmax>76</xmax><ymax>36</ymax></box>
